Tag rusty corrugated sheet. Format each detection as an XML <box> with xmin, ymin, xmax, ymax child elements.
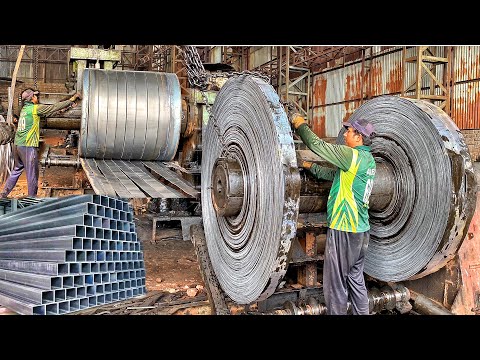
<box><xmin>452</xmin><ymin>82</ymin><xmax>480</xmax><ymax>129</ymax></box>
<box><xmin>312</xmin><ymin>102</ymin><xmax>362</xmax><ymax>137</ymax></box>
<box><xmin>311</xmin><ymin>65</ymin><xmax>363</xmax><ymax>136</ymax></box>
<box><xmin>312</xmin><ymin>75</ymin><xmax>327</xmax><ymax>136</ymax></box>
<box><xmin>451</xmin><ymin>47</ymin><xmax>480</xmax><ymax>129</ymax></box>
<box><xmin>311</xmin><ymin>47</ymin><xmax>450</xmax><ymax>136</ymax></box>
<box><xmin>371</xmin><ymin>47</ymin><xmax>444</xmax><ymax>97</ymax></box>
<box><xmin>370</xmin><ymin>50</ymin><xmax>401</xmax><ymax>96</ymax></box>
<box><xmin>454</xmin><ymin>46</ymin><xmax>480</xmax><ymax>82</ymax></box>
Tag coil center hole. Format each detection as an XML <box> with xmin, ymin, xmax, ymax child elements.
<box><xmin>211</xmin><ymin>158</ymin><xmax>244</xmax><ymax>217</ymax></box>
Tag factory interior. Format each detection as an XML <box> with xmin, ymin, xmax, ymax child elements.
<box><xmin>0</xmin><ymin>45</ymin><xmax>478</xmax><ymax>316</ymax></box>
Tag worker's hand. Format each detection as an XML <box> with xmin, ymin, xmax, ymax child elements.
<box><xmin>289</xmin><ymin>112</ymin><xmax>307</xmax><ymax>129</ymax></box>
<box><xmin>69</xmin><ymin>92</ymin><xmax>82</xmax><ymax>102</ymax></box>
<box><xmin>301</xmin><ymin>161</ymin><xmax>313</xmax><ymax>169</ymax></box>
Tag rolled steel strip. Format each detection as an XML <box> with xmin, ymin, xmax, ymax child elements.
<box><xmin>339</xmin><ymin>96</ymin><xmax>477</xmax><ymax>282</ymax></box>
<box><xmin>79</xmin><ymin>69</ymin><xmax>181</xmax><ymax>161</ymax></box>
<box><xmin>202</xmin><ymin>75</ymin><xmax>301</xmax><ymax>304</ymax></box>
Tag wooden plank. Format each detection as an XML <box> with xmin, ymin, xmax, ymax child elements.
<box><xmin>7</xmin><ymin>45</ymin><xmax>25</xmax><ymax>125</ymax></box>
<box><xmin>421</xmin><ymin>62</ymin><xmax>447</xmax><ymax>93</ymax></box>
<box><xmin>141</xmin><ymin>161</ymin><xmax>199</xmax><ymax>199</ymax></box>
<box><xmin>419</xmin><ymin>94</ymin><xmax>447</xmax><ymax>100</ymax></box>
<box><xmin>80</xmin><ymin>158</ymin><xmax>117</xmax><ymax>197</ymax></box>
<box><xmin>115</xmin><ymin>160</ymin><xmax>182</xmax><ymax>198</ymax></box>
<box><xmin>95</xmin><ymin>160</ymin><xmax>142</xmax><ymax>198</ymax></box>
<box><xmin>422</xmin><ymin>55</ymin><xmax>448</xmax><ymax>64</ymax></box>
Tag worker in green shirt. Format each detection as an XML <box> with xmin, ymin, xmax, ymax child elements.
<box><xmin>289</xmin><ymin>113</ymin><xmax>376</xmax><ymax>315</ymax></box>
<box><xmin>0</xmin><ymin>88</ymin><xmax>81</xmax><ymax>198</ymax></box>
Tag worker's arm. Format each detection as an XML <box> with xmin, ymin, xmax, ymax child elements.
<box><xmin>296</xmin><ymin>123</ymin><xmax>354</xmax><ymax>172</ymax></box>
<box><xmin>36</xmin><ymin>99</ymin><xmax>73</xmax><ymax>117</ymax></box>
<box><xmin>301</xmin><ymin>160</ymin><xmax>336</xmax><ymax>181</ymax></box>
<box><xmin>309</xmin><ymin>164</ymin><xmax>336</xmax><ymax>181</ymax></box>
<box><xmin>36</xmin><ymin>92</ymin><xmax>81</xmax><ymax>117</ymax></box>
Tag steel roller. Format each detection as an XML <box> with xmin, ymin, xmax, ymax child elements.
<box><xmin>79</xmin><ymin>69</ymin><xmax>181</xmax><ymax>161</ymax></box>
<box><xmin>201</xmin><ymin>75</ymin><xmax>301</xmax><ymax>304</ymax></box>
<box><xmin>338</xmin><ymin>96</ymin><xmax>477</xmax><ymax>282</ymax></box>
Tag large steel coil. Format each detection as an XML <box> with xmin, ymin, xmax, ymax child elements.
<box><xmin>339</xmin><ymin>96</ymin><xmax>477</xmax><ymax>282</ymax></box>
<box><xmin>201</xmin><ymin>75</ymin><xmax>301</xmax><ymax>304</ymax></box>
<box><xmin>79</xmin><ymin>69</ymin><xmax>181</xmax><ymax>161</ymax></box>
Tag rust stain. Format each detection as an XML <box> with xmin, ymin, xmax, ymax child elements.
<box><xmin>312</xmin><ymin>109</ymin><xmax>326</xmax><ymax>138</ymax></box>
<box><xmin>386</xmin><ymin>63</ymin><xmax>403</xmax><ymax>94</ymax></box>
<box><xmin>476</xmin><ymin>50</ymin><xmax>480</xmax><ymax>81</ymax></box>
<box><xmin>344</xmin><ymin>70</ymin><xmax>363</xmax><ymax>120</ymax></box>
<box><xmin>312</xmin><ymin>76</ymin><xmax>327</xmax><ymax>137</ymax></box>
<box><xmin>344</xmin><ymin>71</ymin><xmax>363</xmax><ymax>102</ymax></box>
<box><xmin>456</xmin><ymin>56</ymin><xmax>467</xmax><ymax>82</ymax></box>
<box><xmin>369</xmin><ymin>60</ymin><xmax>383</xmax><ymax>97</ymax></box>
<box><xmin>452</xmin><ymin>82</ymin><xmax>480</xmax><ymax>130</ymax></box>
<box><xmin>345</xmin><ymin>74</ymin><xmax>352</xmax><ymax>101</ymax></box>
<box><xmin>313</xmin><ymin>76</ymin><xmax>327</xmax><ymax>106</ymax></box>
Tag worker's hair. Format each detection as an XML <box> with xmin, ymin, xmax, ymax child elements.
<box><xmin>353</xmin><ymin>128</ymin><xmax>374</xmax><ymax>146</ymax></box>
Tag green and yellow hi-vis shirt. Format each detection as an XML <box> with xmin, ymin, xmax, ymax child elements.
<box><xmin>297</xmin><ymin>124</ymin><xmax>376</xmax><ymax>233</ymax></box>
<box><xmin>15</xmin><ymin>99</ymin><xmax>73</xmax><ymax>147</ymax></box>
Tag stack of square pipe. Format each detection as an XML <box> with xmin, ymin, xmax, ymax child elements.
<box><xmin>0</xmin><ymin>195</ymin><xmax>146</xmax><ymax>315</ymax></box>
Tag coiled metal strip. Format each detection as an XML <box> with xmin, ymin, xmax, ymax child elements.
<box><xmin>201</xmin><ymin>75</ymin><xmax>301</xmax><ymax>304</ymax></box>
<box><xmin>80</xmin><ymin>69</ymin><xmax>181</xmax><ymax>161</ymax></box>
<box><xmin>340</xmin><ymin>96</ymin><xmax>477</xmax><ymax>282</ymax></box>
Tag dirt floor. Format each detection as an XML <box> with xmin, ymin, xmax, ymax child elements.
<box><xmin>71</xmin><ymin>213</ymin><xmax>212</xmax><ymax>315</ymax></box>
<box><xmin>81</xmin><ymin>213</ymin><xmax>212</xmax><ymax>315</ymax></box>
<box><xmin>78</xmin><ymin>211</ymin><xmax>259</xmax><ymax>315</ymax></box>
<box><xmin>135</xmin><ymin>214</ymin><xmax>205</xmax><ymax>294</ymax></box>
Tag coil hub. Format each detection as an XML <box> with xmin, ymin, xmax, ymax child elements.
<box><xmin>211</xmin><ymin>158</ymin><xmax>244</xmax><ymax>217</ymax></box>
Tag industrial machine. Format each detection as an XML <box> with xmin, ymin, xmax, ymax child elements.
<box><xmin>35</xmin><ymin>47</ymin><xmax>200</xmax><ymax>200</ymax></box>
<box><xmin>6</xmin><ymin>46</ymin><xmax>478</xmax><ymax>315</ymax></box>
<box><xmin>197</xmin><ymin>74</ymin><xmax>477</xmax><ymax>315</ymax></box>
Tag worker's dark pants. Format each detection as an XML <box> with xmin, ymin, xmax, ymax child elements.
<box><xmin>323</xmin><ymin>228</ymin><xmax>370</xmax><ymax>315</ymax></box>
<box><xmin>0</xmin><ymin>145</ymin><xmax>39</xmax><ymax>197</ymax></box>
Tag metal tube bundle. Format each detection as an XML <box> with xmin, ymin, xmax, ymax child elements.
<box><xmin>201</xmin><ymin>75</ymin><xmax>301</xmax><ymax>304</ymax></box>
<box><xmin>79</xmin><ymin>69</ymin><xmax>181</xmax><ymax>161</ymax></box>
<box><xmin>339</xmin><ymin>96</ymin><xmax>477</xmax><ymax>282</ymax></box>
<box><xmin>0</xmin><ymin>195</ymin><xmax>146</xmax><ymax>315</ymax></box>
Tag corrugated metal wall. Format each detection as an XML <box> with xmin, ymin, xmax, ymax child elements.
<box><xmin>311</xmin><ymin>46</ymin><xmax>462</xmax><ymax>137</ymax></box>
<box><xmin>0</xmin><ymin>46</ymin><xmax>68</xmax><ymax>84</ymax></box>
<box><xmin>451</xmin><ymin>46</ymin><xmax>480</xmax><ymax>129</ymax></box>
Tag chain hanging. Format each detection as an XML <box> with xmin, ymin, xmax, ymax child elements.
<box><xmin>180</xmin><ymin>46</ymin><xmax>270</xmax><ymax>158</ymax></box>
<box><xmin>33</xmin><ymin>46</ymin><xmax>39</xmax><ymax>90</ymax></box>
